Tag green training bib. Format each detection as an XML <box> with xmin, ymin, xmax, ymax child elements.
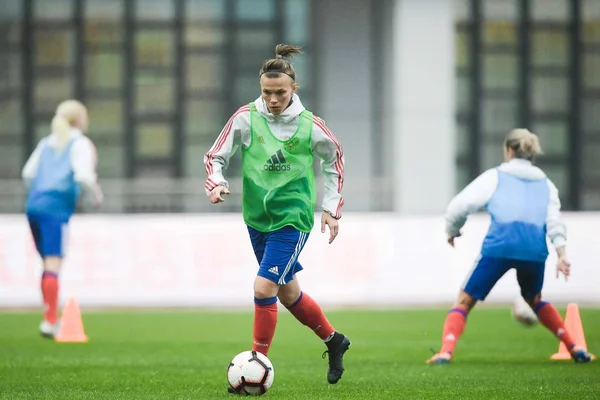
<box><xmin>241</xmin><ymin>103</ymin><xmax>316</xmax><ymax>233</ymax></box>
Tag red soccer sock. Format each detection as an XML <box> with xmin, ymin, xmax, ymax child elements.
<box><xmin>440</xmin><ymin>305</ymin><xmax>468</xmax><ymax>354</ymax></box>
<box><xmin>252</xmin><ymin>297</ymin><xmax>278</xmax><ymax>356</ymax></box>
<box><xmin>41</xmin><ymin>271</ymin><xmax>59</xmax><ymax>324</ymax></box>
<box><xmin>534</xmin><ymin>301</ymin><xmax>576</xmax><ymax>349</ymax></box>
<box><xmin>286</xmin><ymin>292</ymin><xmax>335</xmax><ymax>341</ymax></box>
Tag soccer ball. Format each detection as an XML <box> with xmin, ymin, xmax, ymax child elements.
<box><xmin>227</xmin><ymin>350</ymin><xmax>274</xmax><ymax>396</ymax></box>
<box><xmin>511</xmin><ymin>296</ymin><xmax>539</xmax><ymax>327</ymax></box>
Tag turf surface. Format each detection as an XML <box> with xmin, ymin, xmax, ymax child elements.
<box><xmin>1</xmin><ymin>308</ymin><xmax>598</xmax><ymax>399</ymax></box>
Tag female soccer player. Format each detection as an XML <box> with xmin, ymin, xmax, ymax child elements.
<box><xmin>22</xmin><ymin>99</ymin><xmax>103</xmax><ymax>338</ymax></box>
<box><xmin>204</xmin><ymin>44</ymin><xmax>350</xmax><ymax>387</ymax></box>
<box><xmin>427</xmin><ymin>128</ymin><xmax>592</xmax><ymax>364</ymax></box>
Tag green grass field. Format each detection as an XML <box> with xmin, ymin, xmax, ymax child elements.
<box><xmin>0</xmin><ymin>308</ymin><xmax>598</xmax><ymax>399</ymax></box>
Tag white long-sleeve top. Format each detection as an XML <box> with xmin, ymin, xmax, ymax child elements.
<box><xmin>445</xmin><ymin>158</ymin><xmax>566</xmax><ymax>249</ymax></box>
<box><xmin>203</xmin><ymin>94</ymin><xmax>345</xmax><ymax>219</ymax></box>
<box><xmin>22</xmin><ymin>128</ymin><xmax>103</xmax><ymax>206</ymax></box>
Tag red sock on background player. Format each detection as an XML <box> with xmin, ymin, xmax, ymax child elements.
<box><xmin>534</xmin><ymin>300</ymin><xmax>576</xmax><ymax>349</ymax></box>
<box><xmin>252</xmin><ymin>296</ymin><xmax>278</xmax><ymax>355</ymax></box>
<box><xmin>286</xmin><ymin>292</ymin><xmax>335</xmax><ymax>341</ymax></box>
<box><xmin>439</xmin><ymin>304</ymin><xmax>468</xmax><ymax>354</ymax></box>
<box><xmin>41</xmin><ymin>271</ymin><xmax>59</xmax><ymax>324</ymax></box>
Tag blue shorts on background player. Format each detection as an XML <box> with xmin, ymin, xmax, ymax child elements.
<box><xmin>22</xmin><ymin>100</ymin><xmax>103</xmax><ymax>339</ymax></box>
<box><xmin>426</xmin><ymin>128</ymin><xmax>592</xmax><ymax>365</ymax></box>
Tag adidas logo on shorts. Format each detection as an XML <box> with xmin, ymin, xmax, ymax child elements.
<box><xmin>264</xmin><ymin>150</ymin><xmax>291</xmax><ymax>172</ymax></box>
<box><xmin>268</xmin><ymin>266</ymin><xmax>279</xmax><ymax>275</ymax></box>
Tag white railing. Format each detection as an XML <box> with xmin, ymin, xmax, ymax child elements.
<box><xmin>0</xmin><ymin>177</ymin><xmax>394</xmax><ymax>213</ymax></box>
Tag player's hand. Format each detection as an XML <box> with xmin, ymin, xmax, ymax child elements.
<box><xmin>447</xmin><ymin>232</ymin><xmax>461</xmax><ymax>247</ymax></box>
<box><xmin>556</xmin><ymin>256</ymin><xmax>571</xmax><ymax>281</ymax></box>
<box><xmin>321</xmin><ymin>212</ymin><xmax>339</xmax><ymax>244</ymax></box>
<box><xmin>93</xmin><ymin>184</ymin><xmax>104</xmax><ymax>208</ymax></box>
<box><xmin>209</xmin><ymin>185</ymin><xmax>230</xmax><ymax>204</ymax></box>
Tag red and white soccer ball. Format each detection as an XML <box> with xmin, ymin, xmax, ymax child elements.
<box><xmin>227</xmin><ymin>350</ymin><xmax>274</xmax><ymax>396</ymax></box>
<box><xmin>511</xmin><ymin>296</ymin><xmax>539</xmax><ymax>327</ymax></box>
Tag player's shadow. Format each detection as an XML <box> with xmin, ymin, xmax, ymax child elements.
<box><xmin>452</xmin><ymin>359</ymin><xmax>579</xmax><ymax>367</ymax></box>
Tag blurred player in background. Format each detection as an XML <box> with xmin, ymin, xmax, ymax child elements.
<box><xmin>204</xmin><ymin>44</ymin><xmax>350</xmax><ymax>388</ymax></box>
<box><xmin>427</xmin><ymin>129</ymin><xmax>592</xmax><ymax>365</ymax></box>
<box><xmin>22</xmin><ymin>99</ymin><xmax>103</xmax><ymax>339</ymax></box>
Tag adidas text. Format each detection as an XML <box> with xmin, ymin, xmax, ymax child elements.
<box><xmin>264</xmin><ymin>164</ymin><xmax>291</xmax><ymax>172</ymax></box>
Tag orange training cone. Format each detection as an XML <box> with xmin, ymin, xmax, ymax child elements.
<box><xmin>550</xmin><ymin>303</ymin><xmax>595</xmax><ymax>360</ymax></box>
<box><xmin>54</xmin><ymin>297</ymin><xmax>89</xmax><ymax>343</ymax></box>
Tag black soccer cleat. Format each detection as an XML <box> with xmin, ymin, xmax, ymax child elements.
<box><xmin>322</xmin><ymin>332</ymin><xmax>351</xmax><ymax>384</ymax></box>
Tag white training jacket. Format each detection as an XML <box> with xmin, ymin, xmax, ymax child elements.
<box><xmin>203</xmin><ymin>94</ymin><xmax>345</xmax><ymax>219</ymax></box>
<box><xmin>445</xmin><ymin>158</ymin><xmax>567</xmax><ymax>250</ymax></box>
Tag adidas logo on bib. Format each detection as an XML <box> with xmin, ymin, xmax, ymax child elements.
<box><xmin>264</xmin><ymin>149</ymin><xmax>291</xmax><ymax>172</ymax></box>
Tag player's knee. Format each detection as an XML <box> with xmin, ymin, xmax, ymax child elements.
<box><xmin>254</xmin><ymin>277</ymin><xmax>279</xmax><ymax>299</ymax></box>
<box><xmin>254</xmin><ymin>287</ymin><xmax>276</xmax><ymax>299</ymax></box>
<box><xmin>277</xmin><ymin>282</ymin><xmax>301</xmax><ymax>308</ymax></box>
<box><xmin>43</xmin><ymin>257</ymin><xmax>62</xmax><ymax>273</ymax></box>
<box><xmin>277</xmin><ymin>291</ymin><xmax>299</xmax><ymax>308</ymax></box>
<box><xmin>457</xmin><ymin>291</ymin><xmax>477</xmax><ymax>310</ymax></box>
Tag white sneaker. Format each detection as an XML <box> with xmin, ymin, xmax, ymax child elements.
<box><xmin>39</xmin><ymin>320</ymin><xmax>60</xmax><ymax>339</ymax></box>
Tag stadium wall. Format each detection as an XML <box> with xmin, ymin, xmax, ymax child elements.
<box><xmin>315</xmin><ymin>0</ymin><xmax>457</xmax><ymax>214</ymax></box>
<box><xmin>390</xmin><ymin>0</ymin><xmax>456</xmax><ymax>215</ymax></box>
<box><xmin>1</xmin><ymin>213</ymin><xmax>598</xmax><ymax>309</ymax></box>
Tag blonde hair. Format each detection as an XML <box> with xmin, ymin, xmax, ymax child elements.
<box><xmin>504</xmin><ymin>128</ymin><xmax>543</xmax><ymax>161</ymax></box>
<box><xmin>52</xmin><ymin>100</ymin><xmax>87</xmax><ymax>150</ymax></box>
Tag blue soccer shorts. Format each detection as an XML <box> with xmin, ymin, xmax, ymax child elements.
<box><xmin>462</xmin><ymin>255</ymin><xmax>546</xmax><ymax>301</ymax></box>
<box><xmin>27</xmin><ymin>213</ymin><xmax>69</xmax><ymax>258</ymax></box>
<box><xmin>247</xmin><ymin>225</ymin><xmax>310</xmax><ymax>285</ymax></box>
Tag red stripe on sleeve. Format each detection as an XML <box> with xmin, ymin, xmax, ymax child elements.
<box><xmin>204</xmin><ymin>105</ymin><xmax>250</xmax><ymax>177</ymax></box>
<box><xmin>313</xmin><ymin>116</ymin><xmax>344</xmax><ymax>193</ymax></box>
